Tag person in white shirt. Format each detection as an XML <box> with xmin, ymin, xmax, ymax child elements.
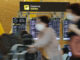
<box><xmin>28</xmin><ymin>16</ymin><xmax>62</xmax><ymax>60</ymax></box>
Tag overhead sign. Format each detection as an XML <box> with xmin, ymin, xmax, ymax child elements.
<box><xmin>20</xmin><ymin>2</ymin><xmax>69</xmax><ymax>12</ymax></box>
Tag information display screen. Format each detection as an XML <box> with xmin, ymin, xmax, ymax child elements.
<box><xmin>12</xmin><ymin>18</ymin><xmax>26</xmax><ymax>33</ymax></box>
<box><xmin>49</xmin><ymin>18</ymin><xmax>60</xmax><ymax>39</ymax></box>
<box><xmin>30</xmin><ymin>19</ymin><xmax>38</xmax><ymax>38</ymax></box>
<box><xmin>63</xmin><ymin>19</ymin><xmax>72</xmax><ymax>40</ymax></box>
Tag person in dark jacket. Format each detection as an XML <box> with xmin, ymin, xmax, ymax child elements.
<box><xmin>0</xmin><ymin>33</ymin><xmax>22</xmax><ymax>60</ymax></box>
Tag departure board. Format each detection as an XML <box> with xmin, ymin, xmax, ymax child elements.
<box><xmin>49</xmin><ymin>18</ymin><xmax>60</xmax><ymax>40</ymax></box>
<box><xmin>12</xmin><ymin>18</ymin><xmax>26</xmax><ymax>33</ymax></box>
<box><xmin>63</xmin><ymin>19</ymin><xmax>72</xmax><ymax>40</ymax></box>
<box><xmin>30</xmin><ymin>18</ymin><xmax>38</xmax><ymax>38</ymax></box>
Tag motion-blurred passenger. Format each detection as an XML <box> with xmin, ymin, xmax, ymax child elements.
<box><xmin>28</xmin><ymin>16</ymin><xmax>62</xmax><ymax>60</ymax></box>
<box><xmin>66</xmin><ymin>3</ymin><xmax>80</xmax><ymax>60</ymax></box>
<box><xmin>66</xmin><ymin>3</ymin><xmax>80</xmax><ymax>35</ymax></box>
<box><xmin>0</xmin><ymin>33</ymin><xmax>22</xmax><ymax>60</ymax></box>
<box><xmin>68</xmin><ymin>32</ymin><xmax>80</xmax><ymax>60</ymax></box>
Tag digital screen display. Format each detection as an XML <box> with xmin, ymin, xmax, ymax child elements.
<box><xmin>49</xmin><ymin>18</ymin><xmax>60</xmax><ymax>39</ymax></box>
<box><xmin>30</xmin><ymin>19</ymin><xmax>38</xmax><ymax>38</ymax></box>
<box><xmin>12</xmin><ymin>18</ymin><xmax>26</xmax><ymax>33</ymax></box>
<box><xmin>63</xmin><ymin>19</ymin><xmax>72</xmax><ymax>40</ymax></box>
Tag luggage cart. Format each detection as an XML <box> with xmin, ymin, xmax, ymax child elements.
<box><xmin>8</xmin><ymin>44</ymin><xmax>42</xmax><ymax>60</ymax></box>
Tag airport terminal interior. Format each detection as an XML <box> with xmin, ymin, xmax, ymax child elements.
<box><xmin>0</xmin><ymin>0</ymin><xmax>80</xmax><ymax>60</ymax></box>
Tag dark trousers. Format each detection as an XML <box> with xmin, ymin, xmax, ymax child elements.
<box><xmin>70</xmin><ymin>56</ymin><xmax>80</xmax><ymax>60</ymax></box>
